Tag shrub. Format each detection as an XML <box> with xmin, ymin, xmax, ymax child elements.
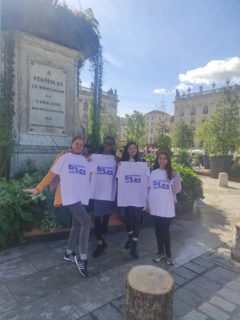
<box><xmin>173</xmin><ymin>163</ymin><xmax>204</xmax><ymax>212</ymax></box>
<box><xmin>174</xmin><ymin>149</ymin><xmax>192</xmax><ymax>167</ymax></box>
<box><xmin>0</xmin><ymin>173</ymin><xmax>48</xmax><ymax>248</ymax></box>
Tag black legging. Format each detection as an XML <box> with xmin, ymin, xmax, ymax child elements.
<box><xmin>125</xmin><ymin>206</ymin><xmax>142</xmax><ymax>238</ymax></box>
<box><xmin>94</xmin><ymin>215</ymin><xmax>110</xmax><ymax>241</ymax></box>
<box><xmin>152</xmin><ymin>216</ymin><xmax>172</xmax><ymax>258</ymax></box>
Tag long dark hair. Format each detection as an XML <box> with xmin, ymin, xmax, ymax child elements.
<box><xmin>121</xmin><ymin>141</ymin><xmax>141</xmax><ymax>161</ymax></box>
<box><xmin>98</xmin><ymin>136</ymin><xmax>116</xmax><ymax>155</ymax></box>
<box><xmin>71</xmin><ymin>135</ymin><xmax>85</xmax><ymax>144</ymax></box>
<box><xmin>153</xmin><ymin>150</ymin><xmax>173</xmax><ymax>180</ymax></box>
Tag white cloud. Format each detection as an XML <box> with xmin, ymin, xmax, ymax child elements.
<box><xmin>179</xmin><ymin>57</ymin><xmax>240</xmax><ymax>85</ymax></box>
<box><xmin>103</xmin><ymin>52</ymin><xmax>122</xmax><ymax>68</ymax></box>
<box><xmin>175</xmin><ymin>83</ymin><xmax>193</xmax><ymax>91</ymax></box>
<box><xmin>153</xmin><ymin>88</ymin><xmax>167</xmax><ymax>94</ymax></box>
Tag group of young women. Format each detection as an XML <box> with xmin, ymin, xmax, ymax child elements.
<box><xmin>24</xmin><ymin>135</ymin><xmax>181</xmax><ymax>278</ymax></box>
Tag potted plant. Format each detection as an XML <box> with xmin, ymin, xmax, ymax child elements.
<box><xmin>173</xmin><ymin>163</ymin><xmax>204</xmax><ymax>214</ymax></box>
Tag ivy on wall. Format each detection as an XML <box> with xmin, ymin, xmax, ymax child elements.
<box><xmin>0</xmin><ymin>1</ymin><xmax>103</xmax><ymax>176</ymax></box>
<box><xmin>0</xmin><ymin>31</ymin><xmax>15</xmax><ymax>178</ymax></box>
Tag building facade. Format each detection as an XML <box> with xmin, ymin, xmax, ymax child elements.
<box><xmin>79</xmin><ymin>84</ymin><xmax>119</xmax><ymax>137</ymax></box>
<box><xmin>144</xmin><ymin>110</ymin><xmax>172</xmax><ymax>145</ymax></box>
<box><xmin>174</xmin><ymin>83</ymin><xmax>240</xmax><ymax>132</ymax></box>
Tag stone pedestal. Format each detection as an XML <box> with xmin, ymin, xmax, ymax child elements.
<box><xmin>124</xmin><ymin>265</ymin><xmax>174</xmax><ymax>320</ymax></box>
<box><xmin>231</xmin><ymin>223</ymin><xmax>240</xmax><ymax>262</ymax></box>
<box><xmin>218</xmin><ymin>172</ymin><xmax>228</xmax><ymax>187</ymax></box>
<box><xmin>8</xmin><ymin>32</ymin><xmax>84</xmax><ymax>176</ymax></box>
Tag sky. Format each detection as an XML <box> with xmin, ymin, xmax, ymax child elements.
<box><xmin>61</xmin><ymin>0</ymin><xmax>240</xmax><ymax>117</ymax></box>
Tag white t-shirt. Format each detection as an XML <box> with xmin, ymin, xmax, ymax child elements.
<box><xmin>148</xmin><ymin>169</ymin><xmax>175</xmax><ymax>218</ymax></box>
<box><xmin>51</xmin><ymin>152</ymin><xmax>90</xmax><ymax>206</ymax></box>
<box><xmin>117</xmin><ymin>161</ymin><xmax>150</xmax><ymax>207</ymax></box>
<box><xmin>90</xmin><ymin>154</ymin><xmax>117</xmax><ymax>201</ymax></box>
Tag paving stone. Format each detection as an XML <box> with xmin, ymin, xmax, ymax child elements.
<box><xmin>173</xmin><ymin>296</ymin><xmax>192</xmax><ymax>318</ymax></box>
<box><xmin>0</xmin><ymin>256</ymin><xmax>37</xmax><ymax>281</ymax></box>
<box><xmin>232</xmin><ymin>312</ymin><xmax>240</xmax><ymax>320</ymax></box>
<box><xmin>217</xmin><ymin>287</ymin><xmax>240</xmax><ymax>305</ymax></box>
<box><xmin>78</xmin><ymin>315</ymin><xmax>95</xmax><ymax>320</ymax></box>
<box><xmin>6</xmin><ymin>263</ymin><xmax>82</xmax><ymax>304</ymax></box>
<box><xmin>27</xmin><ymin>248</ymin><xmax>63</xmax><ymax>271</ymax></box>
<box><xmin>198</xmin><ymin>302</ymin><xmax>229</xmax><ymax>320</ymax></box>
<box><xmin>193</xmin><ymin>257</ymin><xmax>215</xmax><ymax>269</ymax></box>
<box><xmin>175</xmin><ymin>287</ymin><xmax>203</xmax><ymax>307</ymax></box>
<box><xmin>226</xmin><ymin>279</ymin><xmax>240</xmax><ymax>292</ymax></box>
<box><xmin>192</xmin><ymin>276</ymin><xmax>222</xmax><ymax>294</ymax></box>
<box><xmin>183</xmin><ymin>261</ymin><xmax>206</xmax><ymax>274</ymax></box>
<box><xmin>0</xmin><ymin>283</ymin><xmax>18</xmax><ymax>313</ymax></box>
<box><xmin>173</xmin><ymin>266</ymin><xmax>197</xmax><ymax>280</ymax></box>
<box><xmin>111</xmin><ymin>296</ymin><xmax>124</xmax><ymax>312</ymax></box>
<box><xmin>91</xmin><ymin>304</ymin><xmax>122</xmax><ymax>320</ymax></box>
<box><xmin>209</xmin><ymin>295</ymin><xmax>236</xmax><ymax>313</ymax></box>
<box><xmin>183</xmin><ymin>282</ymin><xmax>212</xmax><ymax>299</ymax></box>
<box><xmin>203</xmin><ymin>266</ymin><xmax>237</xmax><ymax>286</ymax></box>
<box><xmin>171</xmin><ymin>272</ymin><xmax>188</xmax><ymax>286</ymax></box>
<box><xmin>202</xmin><ymin>252</ymin><xmax>240</xmax><ymax>274</ymax></box>
<box><xmin>182</xmin><ymin>309</ymin><xmax>208</xmax><ymax>320</ymax></box>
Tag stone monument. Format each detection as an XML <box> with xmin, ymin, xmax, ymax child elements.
<box><xmin>10</xmin><ymin>32</ymin><xmax>84</xmax><ymax>176</ymax></box>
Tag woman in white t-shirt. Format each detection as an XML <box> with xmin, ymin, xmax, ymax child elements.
<box><xmin>120</xmin><ymin>141</ymin><xmax>147</xmax><ymax>259</ymax></box>
<box><xmin>148</xmin><ymin>150</ymin><xmax>181</xmax><ymax>265</ymax></box>
<box><xmin>91</xmin><ymin>136</ymin><xmax>117</xmax><ymax>258</ymax></box>
<box><xmin>24</xmin><ymin>136</ymin><xmax>91</xmax><ymax>278</ymax></box>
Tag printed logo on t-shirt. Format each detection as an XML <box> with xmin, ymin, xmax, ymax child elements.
<box><xmin>68</xmin><ymin>164</ymin><xmax>86</xmax><ymax>175</ymax></box>
<box><xmin>125</xmin><ymin>175</ymin><xmax>141</xmax><ymax>183</ymax></box>
<box><xmin>97</xmin><ymin>166</ymin><xmax>114</xmax><ymax>175</ymax></box>
<box><xmin>153</xmin><ymin>180</ymin><xmax>170</xmax><ymax>189</ymax></box>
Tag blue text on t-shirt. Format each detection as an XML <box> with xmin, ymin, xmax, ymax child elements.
<box><xmin>68</xmin><ymin>164</ymin><xmax>86</xmax><ymax>175</ymax></box>
<box><xmin>125</xmin><ymin>175</ymin><xmax>141</xmax><ymax>183</ymax></box>
<box><xmin>153</xmin><ymin>180</ymin><xmax>170</xmax><ymax>189</ymax></box>
<box><xmin>97</xmin><ymin>166</ymin><xmax>114</xmax><ymax>175</ymax></box>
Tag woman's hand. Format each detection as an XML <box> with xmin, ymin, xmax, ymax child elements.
<box><xmin>23</xmin><ymin>188</ymin><xmax>39</xmax><ymax>195</ymax></box>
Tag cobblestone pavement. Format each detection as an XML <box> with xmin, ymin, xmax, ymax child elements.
<box><xmin>0</xmin><ymin>176</ymin><xmax>240</xmax><ymax>319</ymax></box>
<box><xmin>77</xmin><ymin>248</ymin><xmax>240</xmax><ymax>320</ymax></box>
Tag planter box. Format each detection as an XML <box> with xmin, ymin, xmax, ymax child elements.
<box><xmin>202</xmin><ymin>155</ymin><xmax>210</xmax><ymax>169</ymax></box>
<box><xmin>24</xmin><ymin>212</ymin><xmax>124</xmax><ymax>243</ymax></box>
<box><xmin>210</xmin><ymin>155</ymin><xmax>233</xmax><ymax>179</ymax></box>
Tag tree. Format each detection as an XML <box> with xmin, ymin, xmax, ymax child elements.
<box><xmin>173</xmin><ymin>122</ymin><xmax>194</xmax><ymax>149</ymax></box>
<box><xmin>125</xmin><ymin>110</ymin><xmax>145</xmax><ymax>146</ymax></box>
<box><xmin>100</xmin><ymin>114</ymin><xmax>119</xmax><ymax>143</ymax></box>
<box><xmin>197</xmin><ymin>89</ymin><xmax>240</xmax><ymax>155</ymax></box>
<box><xmin>154</xmin><ymin>114</ymin><xmax>171</xmax><ymax>151</ymax></box>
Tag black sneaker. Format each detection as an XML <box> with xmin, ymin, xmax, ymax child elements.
<box><xmin>64</xmin><ymin>251</ymin><xmax>76</xmax><ymax>263</ymax></box>
<box><xmin>102</xmin><ymin>238</ymin><xmax>108</xmax><ymax>249</ymax></box>
<box><xmin>124</xmin><ymin>236</ymin><xmax>132</xmax><ymax>249</ymax></box>
<box><xmin>130</xmin><ymin>240</ymin><xmax>139</xmax><ymax>259</ymax></box>
<box><xmin>74</xmin><ymin>256</ymin><xmax>88</xmax><ymax>277</ymax></box>
<box><xmin>92</xmin><ymin>245</ymin><xmax>104</xmax><ymax>258</ymax></box>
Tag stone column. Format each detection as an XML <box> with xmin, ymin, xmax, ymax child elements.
<box><xmin>124</xmin><ymin>265</ymin><xmax>174</xmax><ymax>320</ymax></box>
<box><xmin>231</xmin><ymin>223</ymin><xmax>240</xmax><ymax>262</ymax></box>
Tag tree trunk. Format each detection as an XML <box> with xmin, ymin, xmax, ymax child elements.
<box><xmin>124</xmin><ymin>265</ymin><xmax>174</xmax><ymax>320</ymax></box>
<box><xmin>231</xmin><ymin>223</ymin><xmax>240</xmax><ymax>262</ymax></box>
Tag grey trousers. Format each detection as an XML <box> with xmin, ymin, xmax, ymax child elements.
<box><xmin>65</xmin><ymin>202</ymin><xmax>91</xmax><ymax>255</ymax></box>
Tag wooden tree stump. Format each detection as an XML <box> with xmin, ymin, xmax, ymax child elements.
<box><xmin>231</xmin><ymin>223</ymin><xmax>240</xmax><ymax>262</ymax></box>
<box><xmin>124</xmin><ymin>265</ymin><xmax>174</xmax><ymax>320</ymax></box>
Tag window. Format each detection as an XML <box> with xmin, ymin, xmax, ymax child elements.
<box><xmin>179</xmin><ymin>109</ymin><xmax>184</xmax><ymax>116</ymax></box>
<box><xmin>191</xmin><ymin>106</ymin><xmax>196</xmax><ymax>115</ymax></box>
<box><xmin>203</xmin><ymin>105</ymin><xmax>208</xmax><ymax>114</ymax></box>
<box><xmin>83</xmin><ymin>101</ymin><xmax>88</xmax><ymax>112</ymax></box>
<box><xmin>150</xmin><ymin>129</ymin><xmax>153</xmax><ymax>134</ymax></box>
